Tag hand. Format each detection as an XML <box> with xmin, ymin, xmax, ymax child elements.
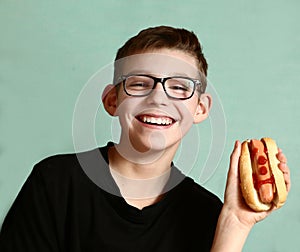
<box><xmin>211</xmin><ymin>140</ymin><xmax>291</xmax><ymax>251</ymax></box>
<box><xmin>223</xmin><ymin>140</ymin><xmax>291</xmax><ymax>229</ymax></box>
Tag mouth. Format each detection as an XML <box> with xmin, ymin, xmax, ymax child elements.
<box><xmin>136</xmin><ymin>114</ymin><xmax>176</xmax><ymax>126</ymax></box>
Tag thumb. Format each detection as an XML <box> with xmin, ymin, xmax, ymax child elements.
<box><xmin>228</xmin><ymin>140</ymin><xmax>241</xmax><ymax>179</ymax></box>
<box><xmin>224</xmin><ymin>140</ymin><xmax>242</xmax><ymax>202</ymax></box>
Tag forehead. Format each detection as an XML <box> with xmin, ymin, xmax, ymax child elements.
<box><xmin>114</xmin><ymin>49</ymin><xmax>201</xmax><ymax>79</ymax></box>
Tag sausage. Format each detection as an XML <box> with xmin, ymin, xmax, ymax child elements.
<box><xmin>250</xmin><ymin>139</ymin><xmax>274</xmax><ymax>204</ymax></box>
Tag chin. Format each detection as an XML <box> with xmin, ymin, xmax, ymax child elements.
<box><xmin>128</xmin><ymin>132</ymin><xmax>179</xmax><ymax>154</ymax></box>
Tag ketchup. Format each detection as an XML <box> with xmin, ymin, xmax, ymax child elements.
<box><xmin>259</xmin><ymin>166</ymin><xmax>268</xmax><ymax>175</ymax></box>
<box><xmin>250</xmin><ymin>140</ymin><xmax>274</xmax><ymax>192</ymax></box>
<box><xmin>253</xmin><ymin>174</ymin><xmax>275</xmax><ymax>191</ymax></box>
<box><xmin>257</xmin><ymin>155</ymin><xmax>267</xmax><ymax>165</ymax></box>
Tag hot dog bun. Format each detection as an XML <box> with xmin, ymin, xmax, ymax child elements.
<box><xmin>239</xmin><ymin>137</ymin><xmax>287</xmax><ymax>211</ymax></box>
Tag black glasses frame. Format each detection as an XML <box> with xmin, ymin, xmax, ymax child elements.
<box><xmin>120</xmin><ymin>74</ymin><xmax>203</xmax><ymax>100</ymax></box>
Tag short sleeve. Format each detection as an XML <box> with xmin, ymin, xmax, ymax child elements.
<box><xmin>0</xmin><ymin>164</ymin><xmax>59</xmax><ymax>251</ymax></box>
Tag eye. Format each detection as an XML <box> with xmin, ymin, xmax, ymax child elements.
<box><xmin>126</xmin><ymin>76</ymin><xmax>153</xmax><ymax>90</ymax></box>
<box><xmin>169</xmin><ymin>85</ymin><xmax>189</xmax><ymax>91</ymax></box>
<box><xmin>128</xmin><ymin>82</ymin><xmax>147</xmax><ymax>87</ymax></box>
<box><xmin>167</xmin><ymin>79</ymin><xmax>193</xmax><ymax>92</ymax></box>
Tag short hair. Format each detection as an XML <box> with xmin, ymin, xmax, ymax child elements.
<box><xmin>115</xmin><ymin>25</ymin><xmax>208</xmax><ymax>77</ymax></box>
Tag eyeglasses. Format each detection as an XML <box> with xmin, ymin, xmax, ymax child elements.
<box><xmin>120</xmin><ymin>74</ymin><xmax>203</xmax><ymax>100</ymax></box>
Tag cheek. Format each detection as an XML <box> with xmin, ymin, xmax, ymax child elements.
<box><xmin>115</xmin><ymin>97</ymin><xmax>141</xmax><ymax>125</ymax></box>
<box><xmin>181</xmin><ymin>98</ymin><xmax>199</xmax><ymax>117</ymax></box>
<box><xmin>175</xmin><ymin>101</ymin><xmax>197</xmax><ymax>134</ymax></box>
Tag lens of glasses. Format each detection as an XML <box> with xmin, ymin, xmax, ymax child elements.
<box><xmin>123</xmin><ymin>75</ymin><xmax>196</xmax><ymax>99</ymax></box>
<box><xmin>165</xmin><ymin>77</ymin><xmax>195</xmax><ymax>99</ymax></box>
<box><xmin>124</xmin><ymin>75</ymin><xmax>154</xmax><ymax>96</ymax></box>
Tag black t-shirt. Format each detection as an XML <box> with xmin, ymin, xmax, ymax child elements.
<box><xmin>0</xmin><ymin>143</ymin><xmax>223</xmax><ymax>252</ymax></box>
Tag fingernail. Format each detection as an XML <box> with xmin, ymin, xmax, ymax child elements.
<box><xmin>235</xmin><ymin>140</ymin><xmax>239</xmax><ymax>148</ymax></box>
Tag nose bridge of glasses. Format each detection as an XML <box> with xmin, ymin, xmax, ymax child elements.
<box><xmin>146</xmin><ymin>77</ymin><xmax>169</xmax><ymax>100</ymax></box>
<box><xmin>152</xmin><ymin>76</ymin><xmax>168</xmax><ymax>90</ymax></box>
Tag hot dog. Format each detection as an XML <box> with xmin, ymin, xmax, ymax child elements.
<box><xmin>250</xmin><ymin>139</ymin><xmax>274</xmax><ymax>204</ymax></box>
<box><xmin>239</xmin><ymin>137</ymin><xmax>287</xmax><ymax>211</ymax></box>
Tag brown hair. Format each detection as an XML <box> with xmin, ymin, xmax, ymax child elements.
<box><xmin>115</xmin><ymin>25</ymin><xmax>208</xmax><ymax>76</ymax></box>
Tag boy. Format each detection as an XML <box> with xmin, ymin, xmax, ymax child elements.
<box><xmin>0</xmin><ymin>26</ymin><xmax>290</xmax><ymax>251</ymax></box>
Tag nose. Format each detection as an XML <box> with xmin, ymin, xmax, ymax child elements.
<box><xmin>146</xmin><ymin>81</ymin><xmax>169</xmax><ymax>105</ymax></box>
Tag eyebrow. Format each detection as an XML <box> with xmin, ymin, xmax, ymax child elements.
<box><xmin>123</xmin><ymin>70</ymin><xmax>199</xmax><ymax>79</ymax></box>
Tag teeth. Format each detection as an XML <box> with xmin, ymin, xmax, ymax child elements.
<box><xmin>141</xmin><ymin>116</ymin><xmax>173</xmax><ymax>125</ymax></box>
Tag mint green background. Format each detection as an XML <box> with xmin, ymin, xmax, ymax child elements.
<box><xmin>1</xmin><ymin>1</ymin><xmax>299</xmax><ymax>251</ymax></box>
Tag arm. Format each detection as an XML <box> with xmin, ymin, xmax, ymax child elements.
<box><xmin>211</xmin><ymin>140</ymin><xmax>291</xmax><ymax>252</ymax></box>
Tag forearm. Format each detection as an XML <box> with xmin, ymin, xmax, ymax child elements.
<box><xmin>210</xmin><ymin>207</ymin><xmax>253</xmax><ymax>252</ymax></box>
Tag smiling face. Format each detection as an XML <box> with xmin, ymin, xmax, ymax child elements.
<box><xmin>103</xmin><ymin>49</ymin><xmax>212</xmax><ymax>163</ymax></box>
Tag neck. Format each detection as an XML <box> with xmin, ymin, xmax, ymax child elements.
<box><xmin>108</xmin><ymin>144</ymin><xmax>178</xmax><ymax>209</ymax></box>
<box><xmin>108</xmin><ymin>140</ymin><xmax>179</xmax><ymax>179</ymax></box>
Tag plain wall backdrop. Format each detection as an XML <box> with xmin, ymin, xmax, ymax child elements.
<box><xmin>1</xmin><ymin>0</ymin><xmax>299</xmax><ymax>251</ymax></box>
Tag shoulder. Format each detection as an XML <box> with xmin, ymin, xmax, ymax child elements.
<box><xmin>33</xmin><ymin>146</ymin><xmax>107</xmax><ymax>178</ymax></box>
<box><xmin>29</xmin><ymin>144</ymin><xmax>118</xmax><ymax>197</ymax></box>
<box><xmin>175</xmin><ymin>176</ymin><xmax>223</xmax><ymax>213</ymax></box>
<box><xmin>28</xmin><ymin>146</ymin><xmax>108</xmax><ymax>193</ymax></box>
<box><xmin>32</xmin><ymin>151</ymin><xmax>84</xmax><ymax>180</ymax></box>
<box><xmin>186</xmin><ymin>177</ymin><xmax>222</xmax><ymax>203</ymax></box>
<box><xmin>166</xmin><ymin>166</ymin><xmax>223</xmax><ymax>211</ymax></box>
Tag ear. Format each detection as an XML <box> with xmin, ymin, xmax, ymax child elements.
<box><xmin>193</xmin><ymin>93</ymin><xmax>212</xmax><ymax>124</ymax></box>
<box><xmin>102</xmin><ymin>84</ymin><xmax>118</xmax><ymax>116</ymax></box>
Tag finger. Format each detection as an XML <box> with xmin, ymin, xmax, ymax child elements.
<box><xmin>278</xmin><ymin>162</ymin><xmax>289</xmax><ymax>174</ymax></box>
<box><xmin>224</xmin><ymin>140</ymin><xmax>242</xmax><ymax>202</ymax></box>
<box><xmin>228</xmin><ymin>140</ymin><xmax>241</xmax><ymax>178</ymax></box>
<box><xmin>276</xmin><ymin>151</ymin><xmax>287</xmax><ymax>163</ymax></box>
<box><xmin>284</xmin><ymin>173</ymin><xmax>291</xmax><ymax>192</ymax></box>
<box><xmin>276</xmin><ymin>151</ymin><xmax>291</xmax><ymax>192</ymax></box>
<box><xmin>226</xmin><ymin>140</ymin><xmax>242</xmax><ymax>195</ymax></box>
<box><xmin>278</xmin><ymin>163</ymin><xmax>291</xmax><ymax>192</ymax></box>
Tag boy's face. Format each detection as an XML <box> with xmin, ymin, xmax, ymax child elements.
<box><xmin>103</xmin><ymin>49</ymin><xmax>211</xmax><ymax>157</ymax></box>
